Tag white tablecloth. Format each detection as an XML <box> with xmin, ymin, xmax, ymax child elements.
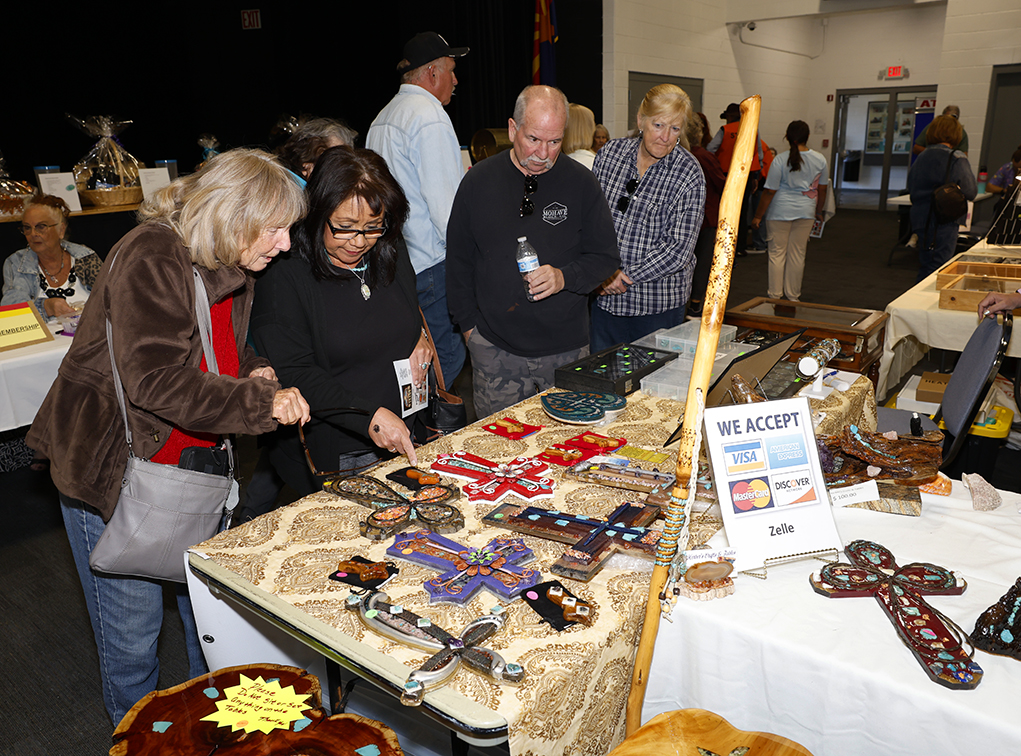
<box><xmin>644</xmin><ymin>482</ymin><xmax>1021</xmax><ymax>755</ymax></box>
<box><xmin>877</xmin><ymin>241</ymin><xmax>1021</xmax><ymax>401</ymax></box>
<box><xmin>0</xmin><ymin>331</ymin><xmax>69</xmax><ymax>431</ymax></box>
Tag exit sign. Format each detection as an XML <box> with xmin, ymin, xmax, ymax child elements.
<box><xmin>887</xmin><ymin>65</ymin><xmax>904</xmax><ymax>79</ymax></box>
<box><xmin>241</xmin><ymin>9</ymin><xmax>262</xmax><ymax>29</ymax></box>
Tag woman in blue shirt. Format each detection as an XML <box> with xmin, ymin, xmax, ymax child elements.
<box><xmin>751</xmin><ymin>120</ymin><xmax>828</xmax><ymax>302</ymax></box>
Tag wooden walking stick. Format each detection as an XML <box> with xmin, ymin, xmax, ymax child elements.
<box><xmin>625</xmin><ymin>94</ymin><xmax>761</xmax><ymax>735</ymax></box>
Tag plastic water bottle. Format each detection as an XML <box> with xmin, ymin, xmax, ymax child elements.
<box><xmin>516</xmin><ymin>236</ymin><xmax>540</xmax><ymax>301</ymax></box>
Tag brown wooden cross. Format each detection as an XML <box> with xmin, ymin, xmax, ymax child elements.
<box><xmin>483</xmin><ymin>501</ymin><xmax>661</xmax><ymax>581</ymax></box>
<box><xmin>810</xmin><ymin>539</ymin><xmax>982</xmax><ymax>689</ymax></box>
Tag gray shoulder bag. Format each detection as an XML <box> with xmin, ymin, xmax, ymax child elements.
<box><xmin>89</xmin><ymin>264</ymin><xmax>235</xmax><ymax>583</ymax></box>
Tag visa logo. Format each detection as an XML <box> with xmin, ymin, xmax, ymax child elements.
<box><xmin>722</xmin><ymin>440</ymin><xmax>766</xmax><ymax>474</ymax></box>
<box><xmin>730</xmin><ymin>450</ymin><xmax>759</xmax><ymax>464</ymax></box>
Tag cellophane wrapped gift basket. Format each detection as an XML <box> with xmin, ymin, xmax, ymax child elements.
<box><xmin>68</xmin><ymin>114</ymin><xmax>143</xmax><ymax>207</ymax></box>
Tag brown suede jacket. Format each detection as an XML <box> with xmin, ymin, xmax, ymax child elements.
<box><xmin>27</xmin><ymin>223</ymin><xmax>280</xmax><ymax>520</ymax></box>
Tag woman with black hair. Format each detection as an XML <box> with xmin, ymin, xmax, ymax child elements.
<box><xmin>751</xmin><ymin>120</ymin><xmax>828</xmax><ymax>301</ymax></box>
<box><xmin>250</xmin><ymin>146</ymin><xmax>433</xmax><ymax>495</ymax></box>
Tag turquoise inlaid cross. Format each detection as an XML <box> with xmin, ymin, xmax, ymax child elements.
<box><xmin>810</xmin><ymin>539</ymin><xmax>982</xmax><ymax>689</ymax></box>
<box><xmin>388</xmin><ymin>530</ymin><xmax>541</xmax><ymax>605</ymax></box>
<box><xmin>483</xmin><ymin>501</ymin><xmax>661</xmax><ymax>582</ymax></box>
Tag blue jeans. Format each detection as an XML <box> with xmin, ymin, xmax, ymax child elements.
<box><xmin>60</xmin><ymin>494</ymin><xmax>207</xmax><ymax>725</ymax></box>
<box><xmin>590</xmin><ymin>304</ymin><xmax>688</xmax><ymax>352</ymax></box>
<box><xmin>417</xmin><ymin>261</ymin><xmax>465</xmax><ymax>385</ymax></box>
<box><xmin>915</xmin><ymin>223</ymin><xmax>960</xmax><ymax>282</ymax></box>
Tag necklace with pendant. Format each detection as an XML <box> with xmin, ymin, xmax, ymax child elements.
<box><xmin>40</xmin><ymin>250</ymin><xmax>67</xmax><ymax>284</ymax></box>
<box><xmin>350</xmin><ymin>259</ymin><xmax>370</xmax><ymax>300</ymax></box>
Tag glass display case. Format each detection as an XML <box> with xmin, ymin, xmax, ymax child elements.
<box><xmin>723</xmin><ymin>298</ymin><xmax>888</xmax><ymax>386</ymax></box>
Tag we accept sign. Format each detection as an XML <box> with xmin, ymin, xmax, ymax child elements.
<box><xmin>704</xmin><ymin>397</ymin><xmax>842</xmax><ymax>572</ymax></box>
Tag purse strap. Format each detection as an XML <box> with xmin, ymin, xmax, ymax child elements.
<box><xmin>418</xmin><ymin>308</ymin><xmax>446</xmax><ymax>392</ymax></box>
<box><xmin>105</xmin><ymin>254</ymin><xmax>230</xmax><ymax>462</ymax></box>
<box><xmin>924</xmin><ymin>148</ymin><xmax>959</xmax><ymax>246</ymax></box>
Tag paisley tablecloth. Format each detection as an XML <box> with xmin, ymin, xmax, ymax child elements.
<box><xmin>193</xmin><ymin>382</ymin><xmax>875</xmax><ymax>755</ymax></box>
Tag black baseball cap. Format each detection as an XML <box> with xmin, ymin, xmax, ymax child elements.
<box><xmin>721</xmin><ymin>103</ymin><xmax>741</xmax><ymax>120</ymax></box>
<box><xmin>398</xmin><ymin>32</ymin><xmax>469</xmax><ymax>72</ymax></box>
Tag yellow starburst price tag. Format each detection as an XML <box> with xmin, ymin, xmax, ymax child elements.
<box><xmin>200</xmin><ymin>674</ymin><xmax>311</xmax><ymax>735</ymax></box>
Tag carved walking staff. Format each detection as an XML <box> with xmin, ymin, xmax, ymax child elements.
<box><xmin>626</xmin><ymin>94</ymin><xmax>761</xmax><ymax>735</ymax></box>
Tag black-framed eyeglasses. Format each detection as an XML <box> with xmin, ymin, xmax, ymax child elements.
<box><xmin>326</xmin><ymin>218</ymin><xmax>388</xmax><ymax>240</ymax></box>
<box><xmin>20</xmin><ymin>222</ymin><xmax>59</xmax><ymax>235</ymax></box>
<box><xmin>617</xmin><ymin>178</ymin><xmax>639</xmax><ymax>212</ymax></box>
<box><xmin>520</xmin><ymin>175</ymin><xmax>538</xmax><ymax>217</ymax></box>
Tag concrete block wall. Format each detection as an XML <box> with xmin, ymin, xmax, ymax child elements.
<box><xmin>601</xmin><ymin>0</ymin><xmax>983</xmax><ymax>173</ymax></box>
<box><xmin>803</xmin><ymin>4</ymin><xmax>947</xmax><ymax>168</ymax></box>
<box><xmin>602</xmin><ymin>0</ymin><xmax>815</xmax><ymax>146</ymax></box>
<box><xmin>936</xmin><ymin>0</ymin><xmax>1021</xmax><ymax>168</ymax></box>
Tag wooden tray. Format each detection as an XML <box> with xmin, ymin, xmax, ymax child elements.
<box><xmin>936</xmin><ymin>261</ymin><xmax>1021</xmax><ymax>288</ymax></box>
<box><xmin>938</xmin><ymin>273</ymin><xmax>1021</xmax><ymax>313</ymax></box>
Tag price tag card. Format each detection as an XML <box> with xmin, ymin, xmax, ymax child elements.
<box><xmin>703</xmin><ymin>397</ymin><xmax>842</xmax><ymax>572</ymax></box>
<box><xmin>829</xmin><ymin>480</ymin><xmax>880</xmax><ymax>508</ymax></box>
<box><xmin>38</xmin><ymin>173</ymin><xmax>81</xmax><ymax>212</ymax></box>
<box><xmin>138</xmin><ymin>166</ymin><xmax>172</xmax><ymax>198</ymax></box>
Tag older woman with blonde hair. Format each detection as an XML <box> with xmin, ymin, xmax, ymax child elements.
<box><xmin>590</xmin><ymin>84</ymin><xmax>705</xmax><ymax>348</ymax></box>
<box><xmin>565</xmin><ymin>103</ymin><xmax>598</xmax><ymax>170</ymax></box>
<box><xmin>28</xmin><ymin>147</ymin><xmax>311</xmax><ymax>726</ymax></box>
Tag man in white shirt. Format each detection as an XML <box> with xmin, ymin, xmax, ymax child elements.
<box><xmin>367</xmin><ymin>32</ymin><xmax>468</xmax><ymax>384</ymax></box>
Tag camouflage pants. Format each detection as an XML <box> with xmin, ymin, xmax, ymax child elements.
<box><xmin>467</xmin><ymin>329</ymin><xmax>588</xmax><ymax>419</ymax></box>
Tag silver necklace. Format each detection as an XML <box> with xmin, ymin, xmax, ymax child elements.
<box><xmin>350</xmin><ymin>259</ymin><xmax>370</xmax><ymax>300</ymax></box>
<box><xmin>40</xmin><ymin>250</ymin><xmax>67</xmax><ymax>283</ymax></box>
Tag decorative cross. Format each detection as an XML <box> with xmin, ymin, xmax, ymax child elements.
<box><xmin>540</xmin><ymin>391</ymin><xmax>627</xmax><ymax>423</ymax></box>
<box><xmin>325</xmin><ymin>475</ymin><xmax>464</xmax><ymax>540</ymax></box>
<box><xmin>810</xmin><ymin>539</ymin><xmax>982</xmax><ymax>689</ymax></box>
<box><xmin>345</xmin><ymin>590</ymin><xmax>523</xmax><ymax>706</ymax></box>
<box><xmin>430</xmin><ymin>452</ymin><xmax>556</xmax><ymax>503</ymax></box>
<box><xmin>483</xmin><ymin>501</ymin><xmax>662</xmax><ymax>582</ymax></box>
<box><xmin>387</xmin><ymin>530</ymin><xmax>541</xmax><ymax>605</ymax></box>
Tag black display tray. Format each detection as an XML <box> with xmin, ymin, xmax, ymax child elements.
<box><xmin>554</xmin><ymin>343</ymin><xmax>678</xmax><ymax>395</ymax></box>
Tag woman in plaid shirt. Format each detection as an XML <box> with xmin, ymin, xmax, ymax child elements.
<box><xmin>591</xmin><ymin>84</ymin><xmax>705</xmax><ymax>350</ymax></box>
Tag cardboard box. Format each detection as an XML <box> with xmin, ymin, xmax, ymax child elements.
<box><xmin>895</xmin><ymin>374</ymin><xmax>941</xmax><ymax>415</ymax></box>
<box><xmin>916</xmin><ymin>372</ymin><xmax>951</xmax><ymax>404</ymax></box>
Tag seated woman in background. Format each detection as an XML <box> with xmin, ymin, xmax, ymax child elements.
<box><xmin>2</xmin><ymin>194</ymin><xmax>101</xmax><ymax>319</ymax></box>
<box><xmin>251</xmin><ymin>146</ymin><xmax>434</xmax><ymax>496</ymax></box>
<box><xmin>275</xmin><ymin>116</ymin><xmax>359</xmax><ymax>185</ymax></box>
<box><xmin>592</xmin><ymin>123</ymin><xmax>610</xmax><ymax>152</ymax></box>
<box><xmin>565</xmin><ymin>103</ymin><xmax>598</xmax><ymax>169</ymax></box>
<box><xmin>751</xmin><ymin>120</ymin><xmax>829</xmax><ymax>301</ymax></box>
<box><xmin>906</xmin><ymin>115</ymin><xmax>976</xmax><ymax>282</ymax></box>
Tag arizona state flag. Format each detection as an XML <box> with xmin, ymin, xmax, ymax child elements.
<box><xmin>532</xmin><ymin>0</ymin><xmax>558</xmax><ymax>85</ymax></box>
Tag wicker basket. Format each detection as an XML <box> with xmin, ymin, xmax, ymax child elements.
<box><xmin>78</xmin><ymin>185</ymin><xmax>143</xmax><ymax>207</ymax></box>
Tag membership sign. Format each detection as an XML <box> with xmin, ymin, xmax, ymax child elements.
<box><xmin>704</xmin><ymin>396</ymin><xmax>841</xmax><ymax>572</ymax></box>
<box><xmin>0</xmin><ymin>302</ymin><xmax>53</xmax><ymax>352</ymax></box>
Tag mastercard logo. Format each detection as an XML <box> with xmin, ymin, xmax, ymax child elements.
<box><xmin>730</xmin><ymin>478</ymin><xmax>772</xmax><ymax>512</ymax></box>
